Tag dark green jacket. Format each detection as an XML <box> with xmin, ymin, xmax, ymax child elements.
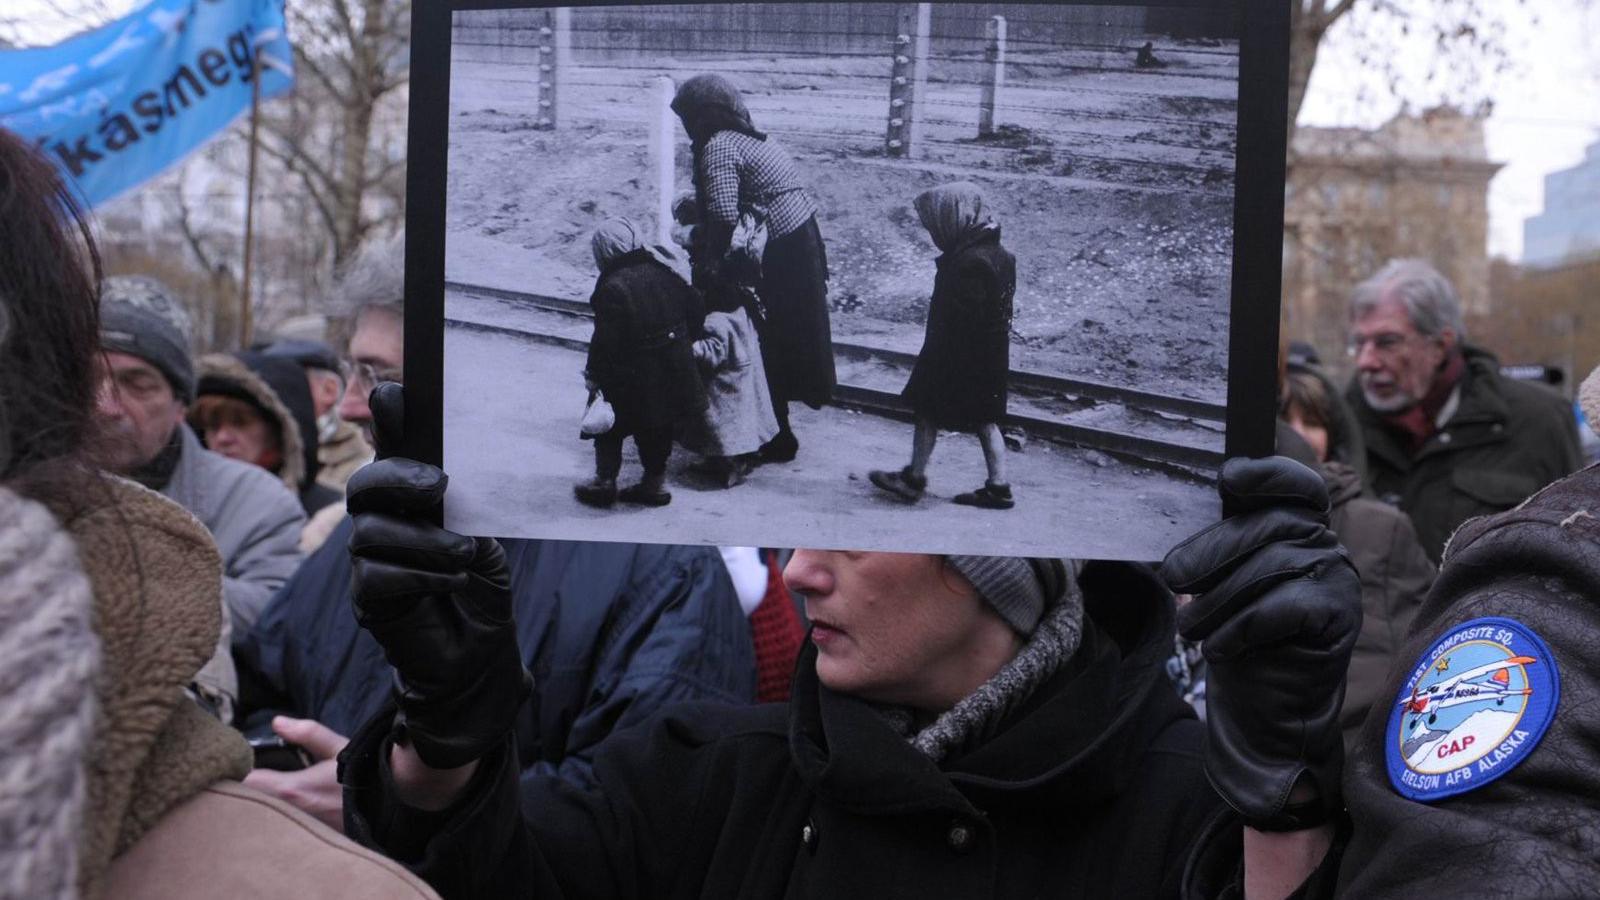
<box><xmin>1347</xmin><ymin>346</ymin><xmax>1581</xmax><ymax>564</ymax></box>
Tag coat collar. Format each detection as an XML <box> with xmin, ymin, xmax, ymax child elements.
<box><xmin>1349</xmin><ymin>344</ymin><xmax>1512</xmax><ymax>471</ymax></box>
<box><xmin>786</xmin><ymin>562</ymin><xmax>1185</xmax><ymax>816</ymax></box>
<box><xmin>935</xmin><ymin>226</ymin><xmax>1003</xmax><ymax>265</ymax></box>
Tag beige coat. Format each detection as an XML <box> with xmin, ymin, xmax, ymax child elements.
<box><xmin>47</xmin><ymin>475</ymin><xmax>436</xmax><ymax>900</ymax></box>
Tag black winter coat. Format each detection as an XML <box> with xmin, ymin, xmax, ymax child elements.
<box><xmin>1348</xmin><ymin>345</ymin><xmax>1581</xmax><ymax>563</ymax></box>
<box><xmin>342</xmin><ymin>562</ymin><xmax>1227</xmax><ymax>900</ymax></box>
<box><xmin>237</xmin><ymin>520</ymin><xmax>755</xmax><ymax>790</ymax></box>
<box><xmin>586</xmin><ymin>249</ymin><xmax>708</xmax><ymax>434</ymax></box>
<box><xmin>903</xmin><ymin>230</ymin><xmax>1015</xmax><ymax>431</ymax></box>
<box><xmin>1336</xmin><ymin>463</ymin><xmax>1600</xmax><ymax>896</ymax></box>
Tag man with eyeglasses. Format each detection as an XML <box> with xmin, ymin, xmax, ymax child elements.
<box><xmin>95</xmin><ymin>276</ymin><xmax>306</xmax><ymax>722</ymax></box>
<box><xmin>1343</xmin><ymin>258</ymin><xmax>1580</xmax><ymax>563</ymax></box>
<box><xmin>236</xmin><ymin>235</ymin><xmax>753</xmax><ymax>837</ymax></box>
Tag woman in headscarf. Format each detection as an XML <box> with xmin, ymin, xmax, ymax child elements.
<box><xmin>870</xmin><ymin>182</ymin><xmax>1017</xmax><ymax>509</ymax></box>
<box><xmin>577</xmin><ymin>217</ymin><xmax>707</xmax><ymax>508</ymax></box>
<box><xmin>670</xmin><ymin>73</ymin><xmax>834</xmax><ymax>464</ymax></box>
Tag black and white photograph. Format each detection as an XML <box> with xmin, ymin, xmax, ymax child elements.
<box><xmin>431</xmin><ymin>1</ymin><xmax>1263</xmax><ymax>558</ymax></box>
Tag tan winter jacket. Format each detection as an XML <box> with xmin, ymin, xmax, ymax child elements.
<box><xmin>45</xmin><ymin>474</ymin><xmax>436</xmax><ymax>900</ymax></box>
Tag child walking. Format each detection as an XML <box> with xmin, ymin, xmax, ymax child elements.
<box><xmin>576</xmin><ymin>218</ymin><xmax>706</xmax><ymax>508</ymax></box>
<box><xmin>680</xmin><ymin>286</ymin><xmax>779</xmax><ymax>487</ymax></box>
<box><xmin>869</xmin><ymin>182</ymin><xmax>1016</xmax><ymax>509</ymax></box>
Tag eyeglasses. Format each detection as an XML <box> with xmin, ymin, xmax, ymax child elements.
<box><xmin>1345</xmin><ymin>331</ymin><xmax>1426</xmax><ymax>359</ymax></box>
<box><xmin>340</xmin><ymin>358</ymin><xmax>404</xmax><ymax>389</ymax></box>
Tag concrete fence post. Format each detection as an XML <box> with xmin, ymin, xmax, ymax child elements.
<box><xmin>650</xmin><ymin>75</ymin><xmax>677</xmax><ymax>246</ymax></box>
<box><xmin>885</xmin><ymin>3</ymin><xmax>930</xmax><ymax>158</ymax></box>
<box><xmin>978</xmin><ymin>15</ymin><xmax>1006</xmax><ymax>137</ymax></box>
<box><xmin>535</xmin><ymin>7</ymin><xmax>571</xmax><ymax>129</ymax></box>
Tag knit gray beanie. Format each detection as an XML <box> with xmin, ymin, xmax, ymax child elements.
<box><xmin>0</xmin><ymin>487</ymin><xmax>100</xmax><ymax>900</ymax></box>
<box><xmin>99</xmin><ymin>276</ymin><xmax>195</xmax><ymax>403</ymax></box>
<box><xmin>947</xmin><ymin>556</ymin><xmax>1066</xmax><ymax>635</ymax></box>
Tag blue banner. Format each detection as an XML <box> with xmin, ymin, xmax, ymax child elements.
<box><xmin>0</xmin><ymin>0</ymin><xmax>293</xmax><ymax>208</ymax></box>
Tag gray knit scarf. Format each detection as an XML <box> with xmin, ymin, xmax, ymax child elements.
<box><xmin>0</xmin><ymin>487</ymin><xmax>100</xmax><ymax>900</ymax></box>
<box><xmin>879</xmin><ymin>574</ymin><xmax>1086</xmax><ymax>762</ymax></box>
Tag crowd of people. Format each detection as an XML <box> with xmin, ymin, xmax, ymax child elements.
<box><xmin>4</xmin><ymin>80</ymin><xmax>1600</xmax><ymax>900</ymax></box>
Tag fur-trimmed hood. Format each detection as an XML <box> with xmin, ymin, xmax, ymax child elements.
<box><xmin>192</xmin><ymin>352</ymin><xmax>308</xmax><ymax>494</ymax></box>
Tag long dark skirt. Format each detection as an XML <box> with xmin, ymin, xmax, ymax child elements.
<box><xmin>755</xmin><ymin>216</ymin><xmax>835</xmax><ymax>409</ymax></box>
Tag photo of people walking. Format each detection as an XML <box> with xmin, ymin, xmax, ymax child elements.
<box><xmin>438</xmin><ymin>2</ymin><xmax>1243</xmax><ymax>558</ymax></box>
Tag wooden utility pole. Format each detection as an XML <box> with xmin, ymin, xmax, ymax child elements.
<box><xmin>978</xmin><ymin>15</ymin><xmax>1006</xmax><ymax>137</ymax></box>
<box><xmin>651</xmin><ymin>76</ymin><xmax>676</xmax><ymax>245</ymax></box>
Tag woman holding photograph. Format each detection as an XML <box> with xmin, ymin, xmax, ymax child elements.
<box><xmin>341</xmin><ymin>404</ymin><xmax>1354</xmax><ymax>898</ymax></box>
<box><xmin>670</xmin><ymin>73</ymin><xmax>834</xmax><ymax>465</ymax></box>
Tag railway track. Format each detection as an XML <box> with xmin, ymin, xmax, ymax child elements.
<box><xmin>444</xmin><ymin>280</ymin><xmax>1225</xmax><ymax>475</ymax></box>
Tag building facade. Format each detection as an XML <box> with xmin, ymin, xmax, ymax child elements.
<box><xmin>1282</xmin><ymin>108</ymin><xmax>1502</xmax><ymax>380</ymax></box>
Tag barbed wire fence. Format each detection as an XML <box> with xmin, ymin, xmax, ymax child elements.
<box><xmin>451</xmin><ymin>3</ymin><xmax>1239</xmax><ymax>195</ymax></box>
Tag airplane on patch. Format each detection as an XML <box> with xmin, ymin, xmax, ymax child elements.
<box><xmin>1399</xmin><ymin>656</ymin><xmax>1537</xmax><ymax>726</ymax></box>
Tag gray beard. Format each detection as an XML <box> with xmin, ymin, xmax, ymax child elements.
<box><xmin>1360</xmin><ymin>383</ymin><xmax>1417</xmax><ymax>414</ymax></box>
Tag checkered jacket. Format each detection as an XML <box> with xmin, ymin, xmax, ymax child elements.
<box><xmin>699</xmin><ymin>131</ymin><xmax>817</xmax><ymax>239</ymax></box>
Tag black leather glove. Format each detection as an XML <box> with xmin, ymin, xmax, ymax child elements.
<box><xmin>347</xmin><ymin>383</ymin><xmax>532</xmax><ymax>770</ymax></box>
<box><xmin>1158</xmin><ymin>456</ymin><xmax>1361</xmax><ymax>831</ymax></box>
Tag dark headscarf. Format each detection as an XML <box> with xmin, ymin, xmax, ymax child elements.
<box><xmin>670</xmin><ymin>74</ymin><xmax>767</xmax><ymax>146</ymax></box>
<box><xmin>914</xmin><ymin>181</ymin><xmax>1000</xmax><ymax>255</ymax></box>
<box><xmin>590</xmin><ymin>217</ymin><xmax>693</xmax><ymax>285</ymax></box>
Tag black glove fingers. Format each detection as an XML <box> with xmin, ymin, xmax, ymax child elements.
<box><xmin>1160</xmin><ymin>510</ymin><xmax>1327</xmax><ymax>594</ymax></box>
<box><xmin>350</xmin><ymin>512</ymin><xmax>478</xmax><ymax>571</ymax></box>
<box><xmin>1177</xmin><ymin>542</ymin><xmax>1345</xmax><ymax>641</ymax></box>
<box><xmin>347</xmin><ymin>457</ymin><xmax>450</xmax><ymax>516</ymax></box>
<box><xmin>1217</xmin><ymin>456</ymin><xmax>1331</xmax><ymax>519</ymax></box>
<box><xmin>1200</xmin><ymin>578</ymin><xmax>1359</xmax><ymax>659</ymax></box>
<box><xmin>351</xmin><ymin>556</ymin><xmax>470</xmax><ymax>622</ymax></box>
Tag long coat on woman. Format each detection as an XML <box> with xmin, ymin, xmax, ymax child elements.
<box><xmin>902</xmin><ymin>229</ymin><xmax>1016</xmax><ymax>432</ymax></box>
<box><xmin>673</xmin><ymin>73</ymin><xmax>835</xmax><ymax>409</ymax></box>
<box><xmin>585</xmin><ymin>247</ymin><xmax>707</xmax><ymax>435</ymax></box>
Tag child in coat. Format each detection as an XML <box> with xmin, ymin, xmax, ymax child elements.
<box><xmin>869</xmin><ymin>182</ymin><xmax>1017</xmax><ymax>509</ymax></box>
<box><xmin>680</xmin><ymin>286</ymin><xmax>778</xmax><ymax>487</ymax></box>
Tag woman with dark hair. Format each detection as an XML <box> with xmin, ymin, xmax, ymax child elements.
<box><xmin>0</xmin><ymin>126</ymin><xmax>439</xmax><ymax>899</ymax></box>
<box><xmin>1281</xmin><ymin>364</ymin><xmax>1435</xmax><ymax>752</ymax></box>
<box><xmin>670</xmin><ymin>73</ymin><xmax>834</xmax><ymax>463</ymax></box>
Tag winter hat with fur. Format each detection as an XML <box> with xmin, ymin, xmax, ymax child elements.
<box><xmin>946</xmin><ymin>556</ymin><xmax>1067</xmax><ymax>635</ymax></box>
<box><xmin>0</xmin><ymin>486</ymin><xmax>100</xmax><ymax>900</ymax></box>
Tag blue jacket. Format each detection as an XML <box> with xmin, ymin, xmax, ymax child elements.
<box><xmin>236</xmin><ymin>517</ymin><xmax>755</xmax><ymax>791</ymax></box>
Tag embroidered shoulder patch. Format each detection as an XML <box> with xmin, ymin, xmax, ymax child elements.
<box><xmin>1386</xmin><ymin>617</ymin><xmax>1559</xmax><ymax>801</ymax></box>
